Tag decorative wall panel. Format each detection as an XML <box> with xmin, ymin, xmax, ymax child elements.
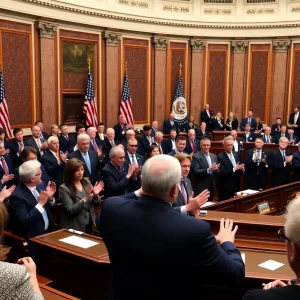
<box><xmin>2</xmin><ymin>32</ymin><xmax>32</xmax><ymax>126</ymax></box>
<box><xmin>291</xmin><ymin>50</ymin><xmax>300</xmax><ymax>109</ymax></box>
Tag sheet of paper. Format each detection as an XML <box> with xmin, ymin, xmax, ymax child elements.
<box><xmin>200</xmin><ymin>201</ymin><xmax>215</xmax><ymax>208</ymax></box>
<box><xmin>241</xmin><ymin>253</ymin><xmax>245</xmax><ymax>264</ymax></box>
<box><xmin>258</xmin><ymin>259</ymin><xmax>284</xmax><ymax>271</ymax></box>
<box><xmin>237</xmin><ymin>189</ymin><xmax>259</xmax><ymax>195</ymax></box>
<box><xmin>59</xmin><ymin>235</ymin><xmax>99</xmax><ymax>249</ymax></box>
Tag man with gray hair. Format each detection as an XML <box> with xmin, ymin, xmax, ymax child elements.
<box><xmin>9</xmin><ymin>160</ymin><xmax>56</xmax><ymax>241</ymax></box>
<box><xmin>68</xmin><ymin>134</ymin><xmax>103</xmax><ymax>185</ymax></box>
<box><xmin>101</xmin><ymin>146</ymin><xmax>140</xmax><ymax>199</ymax></box>
<box><xmin>97</xmin><ymin>154</ymin><xmax>244</xmax><ymax>299</ymax></box>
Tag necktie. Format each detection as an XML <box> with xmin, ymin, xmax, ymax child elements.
<box><xmin>33</xmin><ymin>188</ymin><xmax>49</xmax><ymax>230</ymax></box>
<box><xmin>294</xmin><ymin>113</ymin><xmax>298</xmax><ymax>124</ymax></box>
<box><xmin>82</xmin><ymin>152</ymin><xmax>91</xmax><ymax>174</ymax></box>
<box><xmin>36</xmin><ymin>138</ymin><xmax>41</xmax><ymax>149</ymax></box>
<box><xmin>92</xmin><ymin>140</ymin><xmax>99</xmax><ymax>151</ymax></box>
<box><xmin>118</xmin><ymin>167</ymin><xmax>123</xmax><ymax>177</ymax></box>
<box><xmin>131</xmin><ymin>155</ymin><xmax>136</xmax><ymax>164</ymax></box>
<box><xmin>282</xmin><ymin>133</ymin><xmax>284</xmax><ymax>137</ymax></box>
<box><xmin>248</xmin><ymin>118</ymin><xmax>251</xmax><ymax>125</ymax></box>
<box><xmin>192</xmin><ymin>141</ymin><xmax>196</xmax><ymax>154</ymax></box>
<box><xmin>180</xmin><ymin>180</ymin><xmax>188</xmax><ymax>204</ymax></box>
<box><xmin>65</xmin><ymin>135</ymin><xmax>69</xmax><ymax>141</ymax></box>
<box><xmin>18</xmin><ymin>142</ymin><xmax>24</xmax><ymax>152</ymax></box>
<box><xmin>266</xmin><ymin>136</ymin><xmax>269</xmax><ymax>143</ymax></box>
<box><xmin>55</xmin><ymin>151</ymin><xmax>61</xmax><ymax>163</ymax></box>
<box><xmin>40</xmin><ymin>133</ymin><xmax>44</xmax><ymax>140</ymax></box>
<box><xmin>147</xmin><ymin>136</ymin><xmax>151</xmax><ymax>145</ymax></box>
<box><xmin>205</xmin><ymin>154</ymin><xmax>212</xmax><ymax>173</ymax></box>
<box><xmin>230</xmin><ymin>153</ymin><xmax>236</xmax><ymax>168</ymax></box>
<box><xmin>111</xmin><ymin>141</ymin><xmax>115</xmax><ymax>147</ymax></box>
<box><xmin>1</xmin><ymin>157</ymin><xmax>9</xmax><ymax>175</ymax></box>
<box><xmin>257</xmin><ymin>150</ymin><xmax>261</xmax><ymax>160</ymax></box>
<box><xmin>282</xmin><ymin>151</ymin><xmax>286</xmax><ymax>162</ymax></box>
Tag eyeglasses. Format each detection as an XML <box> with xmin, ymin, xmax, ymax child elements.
<box><xmin>129</xmin><ymin>145</ymin><xmax>138</xmax><ymax>147</ymax></box>
<box><xmin>34</xmin><ymin>172</ymin><xmax>42</xmax><ymax>177</ymax></box>
<box><xmin>278</xmin><ymin>227</ymin><xmax>291</xmax><ymax>242</ymax></box>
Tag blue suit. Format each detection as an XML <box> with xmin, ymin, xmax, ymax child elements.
<box><xmin>97</xmin><ymin>195</ymin><xmax>245</xmax><ymax>300</ymax></box>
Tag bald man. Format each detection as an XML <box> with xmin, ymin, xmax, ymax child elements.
<box><xmin>102</xmin><ymin>128</ymin><xmax>121</xmax><ymax>159</ymax></box>
<box><xmin>163</xmin><ymin>112</ymin><xmax>178</xmax><ymax>134</ymax></box>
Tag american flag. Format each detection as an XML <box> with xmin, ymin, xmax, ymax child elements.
<box><xmin>120</xmin><ymin>74</ymin><xmax>134</xmax><ymax>126</ymax></box>
<box><xmin>172</xmin><ymin>76</ymin><xmax>187</xmax><ymax>131</ymax></box>
<box><xmin>83</xmin><ymin>73</ymin><xmax>98</xmax><ymax>127</ymax></box>
<box><xmin>0</xmin><ymin>69</ymin><xmax>12</xmax><ymax>138</ymax></box>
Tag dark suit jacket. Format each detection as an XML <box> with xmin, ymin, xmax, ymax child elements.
<box><xmin>218</xmin><ymin>151</ymin><xmax>243</xmax><ymax>201</ymax></box>
<box><xmin>25</xmin><ymin>137</ymin><xmax>46</xmax><ymax>159</ymax></box>
<box><xmin>271</xmin><ymin>124</ymin><xmax>281</xmax><ymax>136</ymax></box>
<box><xmin>172</xmin><ymin>177</ymin><xmax>192</xmax><ymax>212</ymax></box>
<box><xmin>89</xmin><ymin>139</ymin><xmax>103</xmax><ymax>152</ymax></box>
<box><xmin>200</xmin><ymin>110</ymin><xmax>213</xmax><ymax>131</ymax></box>
<box><xmin>100</xmin><ymin>161</ymin><xmax>138</xmax><ymax>199</ymax></box>
<box><xmin>124</xmin><ymin>152</ymin><xmax>144</xmax><ymax>167</ymax></box>
<box><xmin>102</xmin><ymin>138</ymin><xmax>121</xmax><ymax>159</ymax></box>
<box><xmin>40</xmin><ymin>131</ymin><xmax>49</xmax><ymax>140</ymax></box>
<box><xmin>9</xmin><ymin>182</ymin><xmax>54</xmax><ymax>239</ymax></box>
<box><xmin>197</xmin><ymin>130</ymin><xmax>210</xmax><ymax>141</ymax></box>
<box><xmin>185</xmin><ymin>122</ymin><xmax>197</xmax><ymax>132</ymax></box>
<box><xmin>242</xmin><ymin>132</ymin><xmax>256</xmax><ymax>143</ymax></box>
<box><xmin>224</xmin><ymin>118</ymin><xmax>238</xmax><ymax>131</ymax></box>
<box><xmin>240</xmin><ymin>118</ymin><xmax>257</xmax><ymax>131</ymax></box>
<box><xmin>287</xmin><ymin>134</ymin><xmax>299</xmax><ymax>145</ymax></box>
<box><xmin>292</xmin><ymin>151</ymin><xmax>300</xmax><ymax>181</ymax></box>
<box><xmin>288</xmin><ymin>112</ymin><xmax>300</xmax><ymax>136</ymax></box>
<box><xmin>137</xmin><ymin>134</ymin><xmax>152</xmax><ymax>155</ymax></box>
<box><xmin>150</xmin><ymin>128</ymin><xmax>158</xmax><ymax>138</ymax></box>
<box><xmin>58</xmin><ymin>134</ymin><xmax>76</xmax><ymax>153</ymax></box>
<box><xmin>211</xmin><ymin>118</ymin><xmax>225</xmax><ymax>131</ymax></box>
<box><xmin>261</xmin><ymin>134</ymin><xmax>274</xmax><ymax>144</ymax></box>
<box><xmin>97</xmin><ymin>194</ymin><xmax>245</xmax><ymax>300</ymax></box>
<box><xmin>162</xmin><ymin>138</ymin><xmax>175</xmax><ymax>154</ymax></box>
<box><xmin>242</xmin><ymin>285</ymin><xmax>300</xmax><ymax>300</ymax></box>
<box><xmin>167</xmin><ymin>150</ymin><xmax>189</xmax><ymax>156</ymax></box>
<box><xmin>244</xmin><ymin>148</ymin><xmax>268</xmax><ymax>190</ymax></box>
<box><xmin>67</xmin><ymin>150</ymin><xmax>102</xmax><ymax>185</ymax></box>
<box><xmin>184</xmin><ymin>139</ymin><xmax>200</xmax><ymax>155</ymax></box>
<box><xmin>40</xmin><ymin>150</ymin><xmax>65</xmax><ymax>192</ymax></box>
<box><xmin>191</xmin><ymin>151</ymin><xmax>218</xmax><ymax>200</ymax></box>
<box><xmin>163</xmin><ymin>119</ymin><xmax>178</xmax><ymax>134</ymax></box>
<box><xmin>274</xmin><ymin>132</ymin><xmax>289</xmax><ymax>144</ymax></box>
<box><xmin>0</xmin><ymin>154</ymin><xmax>16</xmax><ymax>188</ymax></box>
<box><xmin>270</xmin><ymin>149</ymin><xmax>293</xmax><ymax>187</ymax></box>
<box><xmin>6</xmin><ymin>139</ymin><xmax>23</xmax><ymax>167</ymax></box>
<box><xmin>113</xmin><ymin>124</ymin><xmax>127</xmax><ymax>142</ymax></box>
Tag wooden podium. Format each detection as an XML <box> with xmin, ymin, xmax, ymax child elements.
<box><xmin>30</xmin><ymin>229</ymin><xmax>110</xmax><ymax>300</ymax></box>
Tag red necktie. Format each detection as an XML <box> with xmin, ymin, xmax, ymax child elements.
<box><xmin>93</xmin><ymin>140</ymin><xmax>99</xmax><ymax>151</ymax></box>
<box><xmin>180</xmin><ymin>180</ymin><xmax>188</xmax><ymax>204</ymax></box>
<box><xmin>65</xmin><ymin>135</ymin><xmax>69</xmax><ymax>141</ymax></box>
<box><xmin>1</xmin><ymin>157</ymin><xmax>9</xmax><ymax>175</ymax></box>
<box><xmin>192</xmin><ymin>141</ymin><xmax>196</xmax><ymax>154</ymax></box>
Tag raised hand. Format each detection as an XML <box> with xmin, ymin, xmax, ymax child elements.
<box><xmin>1</xmin><ymin>174</ymin><xmax>14</xmax><ymax>184</ymax></box>
<box><xmin>38</xmin><ymin>190</ymin><xmax>48</xmax><ymax>206</ymax></box>
<box><xmin>93</xmin><ymin>181</ymin><xmax>104</xmax><ymax>195</ymax></box>
<box><xmin>46</xmin><ymin>181</ymin><xmax>56</xmax><ymax>199</ymax></box>
<box><xmin>0</xmin><ymin>185</ymin><xmax>16</xmax><ymax>202</ymax></box>
<box><xmin>215</xmin><ymin>218</ymin><xmax>238</xmax><ymax>244</ymax></box>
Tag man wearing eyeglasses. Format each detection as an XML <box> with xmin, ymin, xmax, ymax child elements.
<box><xmin>125</xmin><ymin>138</ymin><xmax>144</xmax><ymax>167</ymax></box>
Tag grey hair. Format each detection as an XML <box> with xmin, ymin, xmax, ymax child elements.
<box><xmin>142</xmin><ymin>154</ymin><xmax>181</xmax><ymax>198</ymax></box>
<box><xmin>19</xmin><ymin>160</ymin><xmax>41</xmax><ymax>183</ymax></box>
<box><xmin>285</xmin><ymin>197</ymin><xmax>300</xmax><ymax>249</ymax></box>
<box><xmin>109</xmin><ymin>146</ymin><xmax>124</xmax><ymax>158</ymax></box>
<box><xmin>48</xmin><ymin>136</ymin><xmax>58</xmax><ymax>144</ymax></box>
<box><xmin>77</xmin><ymin>133</ymin><xmax>90</xmax><ymax>143</ymax></box>
<box><xmin>279</xmin><ymin>137</ymin><xmax>289</xmax><ymax>143</ymax></box>
<box><xmin>155</xmin><ymin>131</ymin><xmax>163</xmax><ymax>138</ymax></box>
<box><xmin>87</xmin><ymin>127</ymin><xmax>96</xmax><ymax>134</ymax></box>
<box><xmin>223</xmin><ymin>135</ymin><xmax>233</xmax><ymax>144</ymax></box>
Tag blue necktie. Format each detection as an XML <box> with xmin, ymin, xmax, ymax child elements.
<box><xmin>82</xmin><ymin>152</ymin><xmax>91</xmax><ymax>174</ymax></box>
<box><xmin>230</xmin><ymin>153</ymin><xmax>236</xmax><ymax>168</ymax></box>
<box><xmin>33</xmin><ymin>188</ymin><xmax>49</xmax><ymax>230</ymax></box>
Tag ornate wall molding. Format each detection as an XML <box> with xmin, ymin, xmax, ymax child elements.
<box><xmin>35</xmin><ymin>21</ymin><xmax>57</xmax><ymax>39</ymax></box>
<box><xmin>246</xmin><ymin>8</ymin><xmax>275</xmax><ymax>15</ymax></box>
<box><xmin>189</xmin><ymin>40</ymin><xmax>206</xmax><ymax>52</ymax></box>
<box><xmin>273</xmin><ymin>39</ymin><xmax>291</xmax><ymax>52</ymax></box>
<box><xmin>231</xmin><ymin>41</ymin><xmax>249</xmax><ymax>53</ymax></box>
<box><xmin>152</xmin><ymin>37</ymin><xmax>168</xmax><ymax>50</ymax></box>
<box><xmin>203</xmin><ymin>8</ymin><xmax>233</xmax><ymax>15</ymax></box>
<box><xmin>163</xmin><ymin>5</ymin><xmax>189</xmax><ymax>13</ymax></box>
<box><xmin>118</xmin><ymin>0</ymin><xmax>149</xmax><ymax>9</ymax></box>
<box><xmin>102</xmin><ymin>31</ymin><xmax>121</xmax><ymax>46</ymax></box>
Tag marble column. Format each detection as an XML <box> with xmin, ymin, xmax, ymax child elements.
<box><xmin>231</xmin><ymin>41</ymin><xmax>248</xmax><ymax>122</ymax></box>
<box><xmin>189</xmin><ymin>39</ymin><xmax>206</xmax><ymax>123</ymax></box>
<box><xmin>152</xmin><ymin>37</ymin><xmax>168</xmax><ymax>127</ymax></box>
<box><xmin>102</xmin><ymin>31</ymin><xmax>121</xmax><ymax>127</ymax></box>
<box><xmin>271</xmin><ymin>39</ymin><xmax>290</xmax><ymax>124</ymax></box>
<box><xmin>35</xmin><ymin>21</ymin><xmax>57</xmax><ymax>131</ymax></box>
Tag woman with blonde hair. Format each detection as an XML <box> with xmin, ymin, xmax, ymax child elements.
<box><xmin>225</xmin><ymin>111</ymin><xmax>238</xmax><ymax>131</ymax></box>
<box><xmin>0</xmin><ymin>202</ymin><xmax>43</xmax><ymax>299</ymax></box>
<box><xmin>212</xmin><ymin>112</ymin><xmax>224</xmax><ymax>131</ymax></box>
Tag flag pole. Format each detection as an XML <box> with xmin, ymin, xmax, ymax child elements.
<box><xmin>87</xmin><ymin>57</ymin><xmax>91</xmax><ymax>75</ymax></box>
<box><xmin>179</xmin><ymin>62</ymin><xmax>182</xmax><ymax>78</ymax></box>
<box><xmin>125</xmin><ymin>60</ymin><xmax>128</xmax><ymax>75</ymax></box>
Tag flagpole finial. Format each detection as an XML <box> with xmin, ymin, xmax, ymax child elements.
<box><xmin>179</xmin><ymin>62</ymin><xmax>182</xmax><ymax>78</ymax></box>
<box><xmin>125</xmin><ymin>61</ymin><xmax>128</xmax><ymax>75</ymax></box>
<box><xmin>87</xmin><ymin>57</ymin><xmax>91</xmax><ymax>74</ymax></box>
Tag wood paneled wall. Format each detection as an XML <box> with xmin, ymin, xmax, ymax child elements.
<box><xmin>1</xmin><ymin>17</ymin><xmax>300</xmax><ymax>131</ymax></box>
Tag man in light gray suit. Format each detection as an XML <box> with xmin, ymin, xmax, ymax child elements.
<box><xmin>173</xmin><ymin>153</ymin><xmax>209</xmax><ymax>216</ymax></box>
<box><xmin>191</xmin><ymin>138</ymin><xmax>219</xmax><ymax>201</ymax></box>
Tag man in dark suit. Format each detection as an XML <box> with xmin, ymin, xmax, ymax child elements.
<box><xmin>173</xmin><ymin>153</ymin><xmax>210</xmax><ymax>215</ymax></box>
<box><xmin>9</xmin><ymin>160</ymin><xmax>56</xmax><ymax>240</ymax></box>
<box><xmin>200</xmin><ymin>104</ymin><xmax>213</xmax><ymax>132</ymax></box>
<box><xmin>288</xmin><ymin>106</ymin><xmax>300</xmax><ymax>137</ymax></box>
<box><xmin>68</xmin><ymin>134</ymin><xmax>103</xmax><ymax>185</ymax></box>
<box><xmin>240</xmin><ymin>110</ymin><xmax>257</xmax><ymax>131</ymax></box>
<box><xmin>244</xmin><ymin>138</ymin><xmax>268</xmax><ymax>190</ymax></box>
<box><xmin>101</xmin><ymin>146</ymin><xmax>140</xmax><ymax>199</ymax></box>
<box><xmin>230</xmin><ymin>130</ymin><xmax>243</xmax><ymax>152</ymax></box>
<box><xmin>271</xmin><ymin>117</ymin><xmax>282</xmax><ymax>136</ymax></box>
<box><xmin>270</xmin><ymin>137</ymin><xmax>293</xmax><ymax>187</ymax></box>
<box><xmin>138</xmin><ymin>124</ymin><xmax>152</xmax><ymax>155</ymax></box>
<box><xmin>162</xmin><ymin>128</ymin><xmax>177</xmax><ymax>154</ymax></box>
<box><xmin>0</xmin><ymin>140</ymin><xmax>15</xmax><ymax>188</ymax></box>
<box><xmin>287</xmin><ymin>128</ymin><xmax>299</xmax><ymax>145</ymax></box>
<box><xmin>152</xmin><ymin>131</ymin><xmax>165</xmax><ymax>154</ymax></box>
<box><xmin>96</xmin><ymin>122</ymin><xmax>106</xmax><ymax>141</ymax></box>
<box><xmin>150</xmin><ymin>120</ymin><xmax>159</xmax><ymax>138</ymax></box>
<box><xmin>25</xmin><ymin>125</ymin><xmax>48</xmax><ymax>158</ymax></box>
<box><xmin>242</xmin><ymin>124</ymin><xmax>256</xmax><ymax>142</ymax></box>
<box><xmin>7</xmin><ymin>128</ymin><xmax>25</xmax><ymax>167</ymax></box>
<box><xmin>96</xmin><ymin>154</ymin><xmax>245</xmax><ymax>300</ymax></box>
<box><xmin>113</xmin><ymin>114</ymin><xmax>129</xmax><ymax>142</ymax></box>
<box><xmin>274</xmin><ymin>125</ymin><xmax>289</xmax><ymax>144</ymax></box>
<box><xmin>86</xmin><ymin>127</ymin><xmax>103</xmax><ymax>152</ymax></box>
<box><xmin>102</xmin><ymin>128</ymin><xmax>121</xmax><ymax>160</ymax></box>
<box><xmin>191</xmin><ymin>138</ymin><xmax>219</xmax><ymax>201</ymax></box>
<box><xmin>167</xmin><ymin>136</ymin><xmax>188</xmax><ymax>156</ymax></box>
<box><xmin>125</xmin><ymin>138</ymin><xmax>144</xmax><ymax>167</ymax></box>
<box><xmin>58</xmin><ymin>124</ymin><xmax>76</xmax><ymax>153</ymax></box>
<box><xmin>184</xmin><ymin>129</ymin><xmax>200</xmax><ymax>154</ymax></box>
<box><xmin>218</xmin><ymin>136</ymin><xmax>245</xmax><ymax>201</ymax></box>
<box><xmin>261</xmin><ymin>126</ymin><xmax>273</xmax><ymax>144</ymax></box>
<box><xmin>163</xmin><ymin>112</ymin><xmax>178</xmax><ymax>134</ymax></box>
<box><xmin>35</xmin><ymin>121</ymin><xmax>49</xmax><ymax>141</ymax></box>
<box><xmin>197</xmin><ymin>122</ymin><xmax>210</xmax><ymax>140</ymax></box>
<box><xmin>40</xmin><ymin>136</ymin><xmax>66</xmax><ymax>196</ymax></box>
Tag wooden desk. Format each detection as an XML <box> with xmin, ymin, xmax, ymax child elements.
<box><xmin>40</xmin><ymin>285</ymin><xmax>80</xmax><ymax>300</ymax></box>
<box><xmin>197</xmin><ymin>211</ymin><xmax>285</xmax><ymax>243</ymax></box>
<box><xmin>205</xmin><ymin>181</ymin><xmax>300</xmax><ymax>214</ymax></box>
<box><xmin>31</xmin><ymin>229</ymin><xmax>109</xmax><ymax>300</ymax></box>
